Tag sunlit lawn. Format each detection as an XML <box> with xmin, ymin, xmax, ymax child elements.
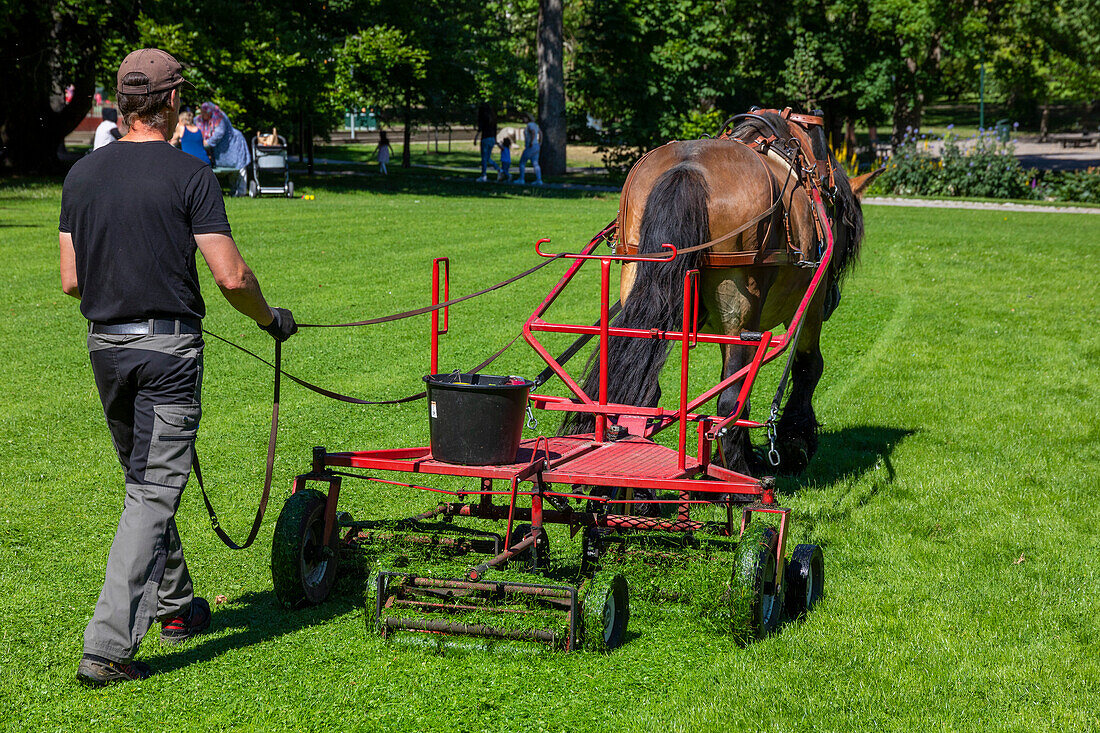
<box><xmin>1</xmin><ymin>173</ymin><xmax>1097</xmax><ymax>731</ymax></box>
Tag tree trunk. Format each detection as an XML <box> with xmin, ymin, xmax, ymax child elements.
<box><xmin>537</xmin><ymin>0</ymin><xmax>566</xmax><ymax>176</ymax></box>
<box><xmin>0</xmin><ymin>5</ymin><xmax>102</xmax><ymax>172</ymax></box>
<box><xmin>891</xmin><ymin>65</ymin><xmax>923</xmax><ymax>146</ymax></box>
<box><xmin>402</xmin><ymin>90</ymin><xmax>413</xmax><ymax>169</ymax></box>
<box><xmin>306</xmin><ymin>116</ymin><xmax>314</xmax><ymax>175</ymax></box>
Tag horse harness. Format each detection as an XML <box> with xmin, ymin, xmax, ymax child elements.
<box><xmin>613</xmin><ymin>107</ymin><xmax>837</xmax><ymax>269</ymax></box>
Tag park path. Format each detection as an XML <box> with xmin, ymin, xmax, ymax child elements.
<box><xmin>862</xmin><ymin>197</ymin><xmax>1100</xmax><ymax>215</ymax></box>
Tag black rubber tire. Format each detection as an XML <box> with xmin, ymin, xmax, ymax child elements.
<box><xmin>728</xmin><ymin>524</ymin><xmax>784</xmax><ymax>640</ymax></box>
<box><xmin>271</xmin><ymin>488</ymin><xmax>339</xmax><ymax>607</ymax></box>
<box><xmin>506</xmin><ymin>523</ymin><xmax>550</xmax><ymax>569</ymax></box>
<box><xmin>785</xmin><ymin>543</ymin><xmax>824</xmax><ymax>619</ymax></box>
<box><xmin>581</xmin><ymin>571</ymin><xmax>629</xmax><ymax>652</ymax></box>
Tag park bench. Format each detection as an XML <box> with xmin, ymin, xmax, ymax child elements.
<box><xmin>1046</xmin><ymin>132</ymin><xmax>1100</xmax><ymax>149</ymax></box>
<box><xmin>212</xmin><ymin>166</ymin><xmax>248</xmax><ymax>196</ymax></box>
<box><xmin>869</xmin><ymin>139</ymin><xmax>893</xmax><ymax>157</ymax></box>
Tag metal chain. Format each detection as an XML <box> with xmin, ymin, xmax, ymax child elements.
<box><xmin>766</xmin><ymin>402</ymin><xmax>782</xmax><ymax>467</ymax></box>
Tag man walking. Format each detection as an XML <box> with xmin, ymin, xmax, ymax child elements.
<box><xmin>59</xmin><ymin>48</ymin><xmax>297</xmax><ymax>686</ymax></box>
<box><xmin>473</xmin><ymin>101</ymin><xmax>501</xmax><ymax>182</ymax></box>
<box><xmin>516</xmin><ymin>113</ymin><xmax>543</xmax><ymax>185</ymax></box>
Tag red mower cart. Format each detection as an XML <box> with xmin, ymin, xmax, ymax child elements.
<box><xmin>271</xmin><ymin>222</ymin><xmax>827</xmax><ymax>652</ymax></box>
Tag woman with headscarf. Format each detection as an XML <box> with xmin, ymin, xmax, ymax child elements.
<box><xmin>196</xmin><ymin>102</ymin><xmax>250</xmax><ymax>195</ymax></box>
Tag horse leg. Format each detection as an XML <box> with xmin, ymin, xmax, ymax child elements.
<box><xmin>716</xmin><ymin>342</ymin><xmax>756</xmax><ymax>476</ymax></box>
<box><xmin>705</xmin><ymin>269</ymin><xmax>765</xmax><ymax>476</ymax></box>
<box><xmin>774</xmin><ymin>322</ymin><xmax>824</xmax><ymax>475</ymax></box>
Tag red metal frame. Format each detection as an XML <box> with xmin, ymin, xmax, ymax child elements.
<box><xmin>305</xmin><ymin>192</ymin><xmax>835</xmax><ymax>565</ymax></box>
<box><xmin>430</xmin><ymin>257</ymin><xmax>449</xmax><ymax>374</ymax></box>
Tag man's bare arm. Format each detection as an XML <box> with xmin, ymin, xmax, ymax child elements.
<box><xmin>59</xmin><ymin>232</ymin><xmax>80</xmax><ymax>298</ymax></box>
<box><xmin>194</xmin><ymin>232</ymin><xmax>274</xmax><ymax>325</ymax></box>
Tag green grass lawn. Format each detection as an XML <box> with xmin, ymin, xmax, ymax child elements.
<box><xmin>1</xmin><ymin>175</ymin><xmax>1098</xmax><ymax>731</ymax></box>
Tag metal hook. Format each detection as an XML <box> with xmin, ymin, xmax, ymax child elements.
<box><xmin>534</xmin><ymin>238</ymin><xmax>678</xmax><ymax>263</ymax></box>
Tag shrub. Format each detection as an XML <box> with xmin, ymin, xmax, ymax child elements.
<box><xmin>1031</xmin><ymin>167</ymin><xmax>1100</xmax><ymax>203</ymax></box>
<box><xmin>673</xmin><ymin>108</ymin><xmax>726</xmax><ymax>141</ymax></box>
<box><xmin>878</xmin><ymin>128</ymin><xmax>1031</xmax><ymax>200</ymax></box>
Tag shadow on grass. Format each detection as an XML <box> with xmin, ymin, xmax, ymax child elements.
<box><xmin>774</xmin><ymin>425</ymin><xmax>916</xmax><ymax>532</ymax></box>
<box><xmin>151</xmin><ymin>586</ymin><xmax>361</xmax><ymax>675</ymax></box>
<box><xmin>783</xmin><ymin>425</ymin><xmax>915</xmax><ymax>491</ymax></box>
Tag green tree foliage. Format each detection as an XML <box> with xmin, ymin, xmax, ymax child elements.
<box><xmin>3</xmin><ymin>0</ymin><xmax>1098</xmax><ymax>175</ymax></box>
<box><xmin>331</xmin><ymin>27</ymin><xmax>429</xmax><ymax>113</ymax></box>
<box><xmin>134</xmin><ymin>0</ymin><xmax>373</xmax><ymax>150</ymax></box>
<box><xmin>978</xmin><ymin>0</ymin><xmax>1100</xmax><ymax>121</ymax></box>
<box><xmin>570</xmin><ymin>0</ymin><xmax>745</xmax><ymax>176</ymax></box>
<box><xmin>0</xmin><ymin>0</ymin><xmax>140</xmax><ymax>171</ymax></box>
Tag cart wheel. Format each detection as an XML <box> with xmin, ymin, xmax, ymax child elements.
<box><xmin>507</xmin><ymin>523</ymin><xmax>550</xmax><ymax>569</ymax></box>
<box><xmin>248</xmin><ymin>179</ymin><xmax>258</xmax><ymax>198</ymax></box>
<box><xmin>784</xmin><ymin>543</ymin><xmax>824</xmax><ymax>619</ymax></box>
<box><xmin>581</xmin><ymin>572</ymin><xmax>629</xmax><ymax>651</ymax></box>
<box><xmin>286</xmin><ymin>181</ymin><xmax>294</xmax><ymax>198</ymax></box>
<box><xmin>271</xmin><ymin>488</ymin><xmax>339</xmax><ymax>607</ymax></box>
<box><xmin>727</xmin><ymin>524</ymin><xmax>784</xmax><ymax>640</ymax></box>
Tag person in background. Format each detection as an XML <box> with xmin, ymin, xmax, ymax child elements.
<box><xmin>92</xmin><ymin>108</ymin><xmax>121</xmax><ymax>150</ymax></box>
<box><xmin>499</xmin><ymin>137</ymin><xmax>512</xmax><ymax>182</ymax></box>
<box><xmin>376</xmin><ymin>130</ymin><xmax>392</xmax><ymax>175</ymax></box>
<box><xmin>196</xmin><ymin>102</ymin><xmax>250</xmax><ymax>195</ymax></box>
<box><xmin>516</xmin><ymin>113</ymin><xmax>543</xmax><ymax>185</ymax></box>
<box><xmin>474</xmin><ymin>101</ymin><xmax>501</xmax><ymax>182</ymax></box>
<box><xmin>59</xmin><ymin>47</ymin><xmax>297</xmax><ymax>687</ymax></box>
<box><xmin>169</xmin><ymin>105</ymin><xmax>210</xmax><ymax>164</ymax></box>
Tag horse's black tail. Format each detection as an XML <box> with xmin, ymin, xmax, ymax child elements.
<box><xmin>561</xmin><ymin>163</ymin><xmax>710</xmax><ymax>436</ymax></box>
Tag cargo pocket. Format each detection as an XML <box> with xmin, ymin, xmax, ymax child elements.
<box><xmin>145</xmin><ymin>403</ymin><xmax>201</xmax><ymax>486</ymax></box>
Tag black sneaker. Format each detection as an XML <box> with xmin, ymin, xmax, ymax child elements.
<box><xmin>77</xmin><ymin>654</ymin><xmax>153</xmax><ymax>687</ymax></box>
<box><xmin>160</xmin><ymin>596</ymin><xmax>211</xmax><ymax>644</ymax></box>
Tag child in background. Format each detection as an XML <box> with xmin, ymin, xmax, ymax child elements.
<box><xmin>499</xmin><ymin>137</ymin><xmax>512</xmax><ymax>182</ymax></box>
<box><xmin>376</xmin><ymin>131</ymin><xmax>392</xmax><ymax>175</ymax></box>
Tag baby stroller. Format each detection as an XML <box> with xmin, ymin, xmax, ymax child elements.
<box><xmin>249</xmin><ymin>132</ymin><xmax>294</xmax><ymax>198</ymax></box>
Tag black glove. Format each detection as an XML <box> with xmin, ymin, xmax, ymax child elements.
<box><xmin>260</xmin><ymin>307</ymin><xmax>297</xmax><ymax>342</ymax></box>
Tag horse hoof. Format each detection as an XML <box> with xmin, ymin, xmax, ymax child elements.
<box><xmin>776</xmin><ymin>439</ymin><xmax>811</xmax><ymax>475</ymax></box>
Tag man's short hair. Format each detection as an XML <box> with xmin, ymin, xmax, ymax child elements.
<box><xmin>117</xmin><ymin>72</ymin><xmax>174</xmax><ymax>129</ymax></box>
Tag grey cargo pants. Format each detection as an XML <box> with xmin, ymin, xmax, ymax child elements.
<box><xmin>83</xmin><ymin>331</ymin><xmax>203</xmax><ymax>662</ymax></box>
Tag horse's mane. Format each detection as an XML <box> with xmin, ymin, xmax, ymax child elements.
<box><xmin>731</xmin><ymin>111</ymin><xmax>864</xmax><ymax>282</ymax></box>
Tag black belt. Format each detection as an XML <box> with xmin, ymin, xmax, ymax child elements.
<box><xmin>89</xmin><ymin>318</ymin><xmax>202</xmax><ymax>335</ymax></box>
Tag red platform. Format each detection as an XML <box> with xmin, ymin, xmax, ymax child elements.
<box><xmin>326</xmin><ymin>434</ymin><xmax>762</xmax><ymax>497</ymax></box>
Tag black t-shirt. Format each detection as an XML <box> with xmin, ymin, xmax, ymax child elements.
<box><xmin>477</xmin><ymin>107</ymin><xmax>497</xmax><ymax>139</ymax></box>
<box><xmin>59</xmin><ymin>140</ymin><xmax>231</xmax><ymax>322</ymax></box>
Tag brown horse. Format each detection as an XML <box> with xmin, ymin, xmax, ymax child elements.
<box><xmin>563</xmin><ymin>109</ymin><xmax>880</xmax><ymax>476</ymax></box>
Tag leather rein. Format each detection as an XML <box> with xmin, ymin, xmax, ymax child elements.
<box><xmin>613</xmin><ymin>107</ymin><xmax>836</xmax><ymax>268</ymax></box>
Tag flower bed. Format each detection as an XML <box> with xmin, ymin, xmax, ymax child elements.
<box><xmin>873</xmin><ymin>127</ymin><xmax>1100</xmax><ymax>204</ymax></box>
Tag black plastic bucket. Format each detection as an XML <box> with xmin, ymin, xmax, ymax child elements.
<box><xmin>423</xmin><ymin>373</ymin><xmax>535</xmax><ymax>465</ymax></box>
